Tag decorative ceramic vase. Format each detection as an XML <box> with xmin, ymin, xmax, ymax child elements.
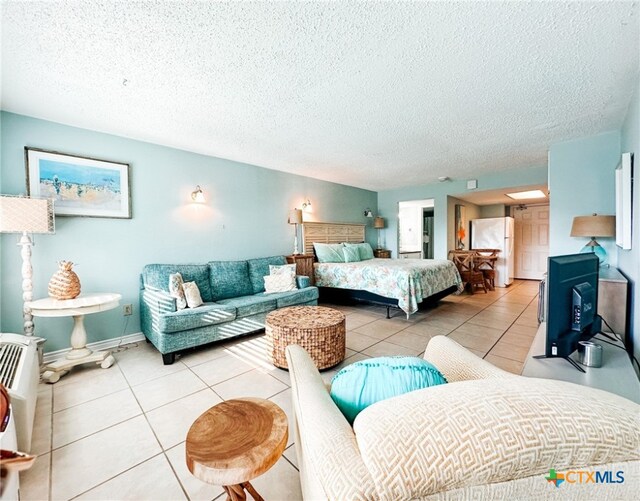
<box><xmin>48</xmin><ymin>261</ymin><xmax>81</xmax><ymax>300</ymax></box>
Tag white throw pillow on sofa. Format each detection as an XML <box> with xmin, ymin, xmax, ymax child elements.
<box><xmin>264</xmin><ymin>273</ymin><xmax>297</xmax><ymax>293</ymax></box>
<box><xmin>182</xmin><ymin>281</ymin><xmax>204</xmax><ymax>308</ymax></box>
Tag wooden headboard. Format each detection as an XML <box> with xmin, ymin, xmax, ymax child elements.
<box><xmin>301</xmin><ymin>222</ymin><xmax>366</xmax><ymax>255</ymax></box>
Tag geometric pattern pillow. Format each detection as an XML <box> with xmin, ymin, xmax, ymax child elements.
<box><xmin>168</xmin><ymin>272</ymin><xmax>187</xmax><ymax>310</ymax></box>
<box><xmin>264</xmin><ymin>273</ymin><xmax>297</xmax><ymax>294</ymax></box>
<box><xmin>269</xmin><ymin>264</ymin><xmax>296</xmax><ymax>277</ymax></box>
<box><xmin>182</xmin><ymin>281</ymin><xmax>204</xmax><ymax>308</ymax></box>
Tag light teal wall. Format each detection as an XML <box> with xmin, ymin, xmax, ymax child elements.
<box><xmin>0</xmin><ymin>112</ymin><xmax>377</xmax><ymax>352</ymax></box>
<box><xmin>548</xmin><ymin>131</ymin><xmax>620</xmax><ymax>265</ymax></box>
<box><xmin>377</xmin><ymin>166</ymin><xmax>548</xmax><ymax>259</ymax></box>
<box><xmin>480</xmin><ymin>204</ymin><xmax>507</xmax><ymax>218</ymax></box>
<box><xmin>619</xmin><ymin>80</ymin><xmax>640</xmax><ymax>365</ymax></box>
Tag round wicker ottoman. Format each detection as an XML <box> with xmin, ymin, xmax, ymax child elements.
<box><xmin>265</xmin><ymin>306</ymin><xmax>346</xmax><ymax>370</ymax></box>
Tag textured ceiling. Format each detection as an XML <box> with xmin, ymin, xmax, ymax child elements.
<box><xmin>1</xmin><ymin>1</ymin><xmax>638</xmax><ymax>191</ymax></box>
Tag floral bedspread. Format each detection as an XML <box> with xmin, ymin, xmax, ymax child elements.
<box><xmin>314</xmin><ymin>258</ymin><xmax>463</xmax><ymax>315</ymax></box>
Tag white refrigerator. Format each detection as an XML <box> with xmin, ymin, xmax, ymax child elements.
<box><xmin>470</xmin><ymin>217</ymin><xmax>515</xmax><ymax>287</ymax></box>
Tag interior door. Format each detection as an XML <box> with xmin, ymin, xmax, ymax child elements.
<box><xmin>513</xmin><ymin>205</ymin><xmax>549</xmax><ymax>280</ymax></box>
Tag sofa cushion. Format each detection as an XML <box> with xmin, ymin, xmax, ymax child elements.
<box><xmin>247</xmin><ymin>256</ymin><xmax>287</xmax><ymax>294</ymax></box>
<box><xmin>216</xmin><ymin>295</ymin><xmax>277</xmax><ymax>318</ymax></box>
<box><xmin>208</xmin><ymin>261</ymin><xmax>254</xmax><ymax>301</ymax></box>
<box><xmin>158</xmin><ymin>303</ymin><xmax>237</xmax><ymax>333</ymax></box>
<box><xmin>143</xmin><ymin>264</ymin><xmax>213</xmax><ymax>302</ymax></box>
<box><xmin>330</xmin><ymin>356</ymin><xmax>447</xmax><ymax>424</ymax></box>
<box><xmin>255</xmin><ymin>287</ymin><xmax>319</xmax><ymax>308</ymax></box>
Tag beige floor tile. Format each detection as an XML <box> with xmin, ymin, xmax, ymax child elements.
<box><xmin>362</xmin><ymin>341</ymin><xmax>421</xmax><ymax>358</ymax></box>
<box><xmin>51</xmin><ymin>415</ymin><xmax>161</xmax><ymax>500</ymax></box>
<box><xmin>467</xmin><ymin>347</ymin><xmax>489</xmax><ymax>358</ymax></box>
<box><xmin>498</xmin><ymin>294</ymin><xmax>534</xmax><ymax>305</ymax></box>
<box><xmin>53</xmin><ymin>366</ymin><xmax>129</xmax><ymax>412</ymax></box>
<box><xmin>466</xmin><ymin>315</ymin><xmax>514</xmax><ymax>330</ymax></box>
<box><xmin>446</xmin><ymin>330</ymin><xmax>497</xmax><ymax>353</ymax></box>
<box><xmin>189</xmin><ymin>352</ymin><xmax>255</xmax><ymax>386</ymax></box>
<box><xmin>76</xmin><ymin>454</ymin><xmax>186</xmax><ymax>500</ymax></box>
<box><xmin>165</xmin><ymin>441</ymin><xmax>225</xmax><ymax>500</ymax></box>
<box><xmin>384</xmin><ymin>330</ymin><xmax>432</xmax><ymax>352</ymax></box>
<box><xmin>353</xmin><ymin>318</ymin><xmax>406</xmax><ymax>340</ymax></box>
<box><xmin>452</xmin><ymin>322</ymin><xmax>505</xmax><ymax>341</ymax></box>
<box><xmin>53</xmin><ymin>388</ymin><xmax>141</xmax><ymax>449</ymax></box>
<box><xmin>507</xmin><ymin>323</ymin><xmax>539</xmax><ymax>337</ymax></box>
<box><xmin>345</xmin><ymin>331</ymin><xmax>380</xmax><ymax>352</ymax></box>
<box><xmin>269</xmin><ymin>388</ymin><xmax>296</xmax><ymax>448</ymax></box>
<box><xmin>403</xmin><ymin>322</ymin><xmax>452</xmax><ymax>337</ymax></box>
<box><xmin>250</xmin><ymin>456</ymin><xmax>303</xmax><ymax>501</ymax></box>
<box><xmin>179</xmin><ymin>340</ymin><xmax>233</xmax><ymax>367</ymax></box>
<box><xmin>213</xmin><ymin>369</ymin><xmax>288</xmax><ymax>401</ymax></box>
<box><xmin>345</xmin><ymin>312</ymin><xmax>379</xmax><ymax>330</ymax></box>
<box><xmin>131</xmin><ymin>369</ymin><xmax>206</xmax><ymax>412</ymax></box>
<box><xmin>484</xmin><ymin>354</ymin><xmax>524</xmax><ymax>375</ymax></box>
<box><xmin>421</xmin><ymin>314</ymin><xmax>467</xmax><ymax>331</ymax></box>
<box><xmin>31</xmin><ymin>388</ymin><xmax>53</xmax><ymax>455</ymax></box>
<box><xmin>283</xmin><ymin>444</ymin><xmax>299</xmax><ymax>469</ymax></box>
<box><xmin>221</xmin><ymin>335</ymin><xmax>285</xmax><ymax>373</ymax></box>
<box><xmin>115</xmin><ymin>344</ymin><xmax>188</xmax><ymax>387</ymax></box>
<box><xmin>501</xmin><ymin>331</ymin><xmax>536</xmax><ymax>349</ymax></box>
<box><xmin>488</xmin><ymin>341</ymin><xmax>530</xmax><ymax>363</ymax></box>
<box><xmin>514</xmin><ymin>316</ymin><xmax>540</xmax><ymax>328</ymax></box>
<box><xmin>146</xmin><ymin>388</ymin><xmax>222</xmax><ymax>449</ymax></box>
<box><xmin>19</xmin><ymin>452</ymin><xmax>50</xmax><ymax>501</ymax></box>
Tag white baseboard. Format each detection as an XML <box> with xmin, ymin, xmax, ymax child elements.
<box><xmin>43</xmin><ymin>332</ymin><xmax>146</xmax><ymax>364</ymax></box>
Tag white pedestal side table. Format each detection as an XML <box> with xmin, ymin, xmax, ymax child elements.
<box><xmin>27</xmin><ymin>293</ymin><xmax>121</xmax><ymax>383</ymax></box>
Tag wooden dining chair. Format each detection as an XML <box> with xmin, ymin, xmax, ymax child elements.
<box><xmin>449</xmin><ymin>250</ymin><xmax>487</xmax><ymax>294</ymax></box>
<box><xmin>472</xmin><ymin>249</ymin><xmax>500</xmax><ymax>290</ymax></box>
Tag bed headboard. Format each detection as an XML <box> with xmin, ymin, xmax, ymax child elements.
<box><xmin>301</xmin><ymin>221</ymin><xmax>366</xmax><ymax>255</ymax></box>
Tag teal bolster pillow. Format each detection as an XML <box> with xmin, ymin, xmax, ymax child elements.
<box><xmin>314</xmin><ymin>243</ymin><xmax>345</xmax><ymax>263</ymax></box>
<box><xmin>345</xmin><ymin>242</ymin><xmax>374</xmax><ymax>261</ymax></box>
<box><xmin>330</xmin><ymin>356</ymin><xmax>447</xmax><ymax>424</ymax></box>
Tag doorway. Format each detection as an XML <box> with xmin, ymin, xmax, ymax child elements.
<box><xmin>398</xmin><ymin>199</ymin><xmax>435</xmax><ymax>259</ymax></box>
<box><xmin>513</xmin><ymin>204</ymin><xmax>549</xmax><ymax>280</ymax></box>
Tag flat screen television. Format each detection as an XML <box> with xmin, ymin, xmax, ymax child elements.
<box><xmin>535</xmin><ymin>253</ymin><xmax>601</xmax><ymax>372</ymax></box>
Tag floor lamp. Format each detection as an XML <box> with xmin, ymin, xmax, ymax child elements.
<box><xmin>0</xmin><ymin>195</ymin><xmax>55</xmax><ymax>335</ymax></box>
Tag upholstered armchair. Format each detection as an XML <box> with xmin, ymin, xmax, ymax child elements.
<box><xmin>286</xmin><ymin>336</ymin><xmax>639</xmax><ymax>500</ymax></box>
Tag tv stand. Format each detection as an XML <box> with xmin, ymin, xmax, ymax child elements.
<box><xmin>531</xmin><ymin>354</ymin><xmax>586</xmax><ymax>373</ymax></box>
<box><xmin>523</xmin><ymin>323</ymin><xmax>639</xmax><ymax>403</ymax></box>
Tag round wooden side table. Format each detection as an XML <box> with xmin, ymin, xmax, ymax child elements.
<box><xmin>265</xmin><ymin>306</ymin><xmax>346</xmax><ymax>370</ymax></box>
<box><xmin>186</xmin><ymin>397</ymin><xmax>288</xmax><ymax>501</ymax></box>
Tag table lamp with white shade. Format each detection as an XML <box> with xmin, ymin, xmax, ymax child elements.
<box><xmin>288</xmin><ymin>209</ymin><xmax>303</xmax><ymax>255</ymax></box>
<box><xmin>570</xmin><ymin>213</ymin><xmax>615</xmax><ymax>265</ymax></box>
<box><xmin>0</xmin><ymin>195</ymin><xmax>55</xmax><ymax>335</ymax></box>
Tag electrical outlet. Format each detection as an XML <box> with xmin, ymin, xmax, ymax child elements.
<box><xmin>123</xmin><ymin>304</ymin><xmax>133</xmax><ymax>316</ymax></box>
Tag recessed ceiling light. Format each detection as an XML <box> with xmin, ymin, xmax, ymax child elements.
<box><xmin>505</xmin><ymin>189</ymin><xmax>546</xmax><ymax>200</ymax></box>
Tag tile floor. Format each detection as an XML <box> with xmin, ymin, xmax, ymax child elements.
<box><xmin>21</xmin><ymin>279</ymin><xmax>539</xmax><ymax>500</ymax></box>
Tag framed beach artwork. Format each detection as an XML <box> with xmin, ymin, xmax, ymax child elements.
<box><xmin>25</xmin><ymin>147</ymin><xmax>131</xmax><ymax>218</ymax></box>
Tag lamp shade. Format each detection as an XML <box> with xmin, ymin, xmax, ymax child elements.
<box><xmin>0</xmin><ymin>196</ymin><xmax>54</xmax><ymax>233</ymax></box>
<box><xmin>570</xmin><ymin>214</ymin><xmax>615</xmax><ymax>238</ymax></box>
<box><xmin>288</xmin><ymin>209</ymin><xmax>303</xmax><ymax>225</ymax></box>
<box><xmin>373</xmin><ymin>217</ymin><xmax>385</xmax><ymax>229</ymax></box>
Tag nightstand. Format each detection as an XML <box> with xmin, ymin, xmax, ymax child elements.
<box><xmin>374</xmin><ymin>249</ymin><xmax>391</xmax><ymax>259</ymax></box>
<box><xmin>286</xmin><ymin>254</ymin><xmax>315</xmax><ymax>285</ymax></box>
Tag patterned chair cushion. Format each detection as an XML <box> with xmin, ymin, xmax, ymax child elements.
<box><xmin>331</xmin><ymin>356</ymin><xmax>447</xmax><ymax>424</ymax></box>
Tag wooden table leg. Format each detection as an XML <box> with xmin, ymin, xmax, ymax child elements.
<box><xmin>242</xmin><ymin>481</ymin><xmax>264</xmax><ymax>501</ymax></box>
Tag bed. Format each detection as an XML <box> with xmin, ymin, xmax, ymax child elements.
<box><xmin>301</xmin><ymin>222</ymin><xmax>463</xmax><ymax>317</ymax></box>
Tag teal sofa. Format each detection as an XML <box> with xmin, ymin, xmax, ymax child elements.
<box><xmin>140</xmin><ymin>256</ymin><xmax>319</xmax><ymax>364</ymax></box>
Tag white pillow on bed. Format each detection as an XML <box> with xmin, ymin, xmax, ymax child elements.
<box><xmin>314</xmin><ymin>243</ymin><xmax>345</xmax><ymax>263</ymax></box>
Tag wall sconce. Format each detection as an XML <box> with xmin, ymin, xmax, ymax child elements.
<box><xmin>302</xmin><ymin>199</ymin><xmax>312</xmax><ymax>211</ymax></box>
<box><xmin>364</xmin><ymin>208</ymin><xmax>373</xmax><ymax>218</ymax></box>
<box><xmin>191</xmin><ymin>185</ymin><xmax>205</xmax><ymax>203</ymax></box>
